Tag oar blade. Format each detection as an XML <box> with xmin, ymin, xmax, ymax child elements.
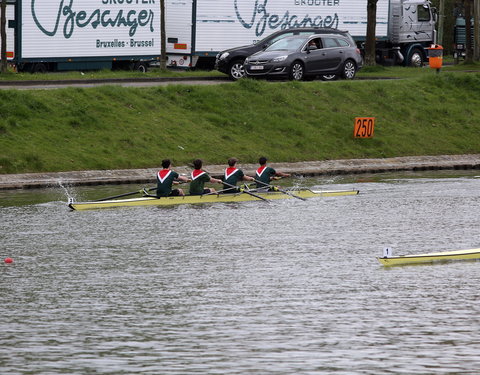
<box><xmin>93</xmin><ymin>187</ymin><xmax>157</xmax><ymax>202</ymax></box>
<box><xmin>253</xmin><ymin>179</ymin><xmax>306</xmax><ymax>201</ymax></box>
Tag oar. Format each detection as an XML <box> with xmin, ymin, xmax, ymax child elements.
<box><xmin>94</xmin><ymin>187</ymin><xmax>157</xmax><ymax>202</ymax></box>
<box><xmin>202</xmin><ymin>187</ymin><xmax>235</xmax><ymax>196</ymax></box>
<box><xmin>186</xmin><ymin>164</ymin><xmax>267</xmax><ymax>201</ymax></box>
<box><xmin>253</xmin><ymin>179</ymin><xmax>306</xmax><ymax>201</ymax></box>
<box><xmin>222</xmin><ymin>181</ymin><xmax>269</xmax><ymax>202</ymax></box>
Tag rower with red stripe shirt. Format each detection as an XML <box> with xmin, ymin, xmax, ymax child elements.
<box><xmin>222</xmin><ymin>157</ymin><xmax>255</xmax><ymax>193</ymax></box>
<box><xmin>189</xmin><ymin>159</ymin><xmax>222</xmax><ymax>195</ymax></box>
<box><xmin>255</xmin><ymin>156</ymin><xmax>291</xmax><ymax>190</ymax></box>
<box><xmin>156</xmin><ymin>159</ymin><xmax>189</xmax><ymax>197</ymax></box>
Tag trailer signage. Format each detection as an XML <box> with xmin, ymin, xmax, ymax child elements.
<box><xmin>191</xmin><ymin>0</ymin><xmax>389</xmax><ymax>53</ymax></box>
<box><xmin>21</xmin><ymin>0</ymin><xmax>160</xmax><ymax>58</ymax></box>
<box><xmin>234</xmin><ymin>0</ymin><xmax>340</xmax><ymax>37</ymax></box>
<box><xmin>354</xmin><ymin>117</ymin><xmax>375</xmax><ymax>138</ymax></box>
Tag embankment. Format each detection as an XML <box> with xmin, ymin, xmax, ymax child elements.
<box><xmin>1</xmin><ymin>154</ymin><xmax>479</xmax><ymax>190</ymax></box>
<box><xmin>1</xmin><ymin>73</ymin><xmax>480</xmax><ymax>188</ymax></box>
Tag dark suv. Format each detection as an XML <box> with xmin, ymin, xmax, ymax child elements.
<box><xmin>215</xmin><ymin>28</ymin><xmax>354</xmax><ymax>80</ymax></box>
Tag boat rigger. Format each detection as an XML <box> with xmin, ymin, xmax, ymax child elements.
<box><xmin>378</xmin><ymin>248</ymin><xmax>480</xmax><ymax>266</ymax></box>
<box><xmin>68</xmin><ymin>189</ymin><xmax>359</xmax><ymax>211</ymax></box>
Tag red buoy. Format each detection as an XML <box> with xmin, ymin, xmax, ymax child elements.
<box><xmin>4</xmin><ymin>258</ymin><xmax>13</xmax><ymax>264</ymax></box>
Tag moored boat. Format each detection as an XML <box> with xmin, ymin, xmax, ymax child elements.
<box><xmin>69</xmin><ymin>189</ymin><xmax>359</xmax><ymax>211</ymax></box>
<box><xmin>377</xmin><ymin>248</ymin><xmax>480</xmax><ymax>266</ymax></box>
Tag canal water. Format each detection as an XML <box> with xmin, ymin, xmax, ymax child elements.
<box><xmin>1</xmin><ymin>171</ymin><xmax>480</xmax><ymax>374</ymax></box>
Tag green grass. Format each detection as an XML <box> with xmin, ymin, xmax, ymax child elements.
<box><xmin>1</xmin><ymin>72</ymin><xmax>480</xmax><ymax>174</ymax></box>
<box><xmin>1</xmin><ymin>59</ymin><xmax>478</xmax><ymax>82</ymax></box>
<box><xmin>359</xmin><ymin>60</ymin><xmax>480</xmax><ymax>78</ymax></box>
<box><xmin>0</xmin><ymin>67</ymin><xmax>224</xmax><ymax>81</ymax></box>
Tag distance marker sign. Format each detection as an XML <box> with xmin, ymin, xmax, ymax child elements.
<box><xmin>354</xmin><ymin>117</ymin><xmax>375</xmax><ymax>138</ymax></box>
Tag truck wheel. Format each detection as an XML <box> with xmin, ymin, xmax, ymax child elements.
<box><xmin>32</xmin><ymin>63</ymin><xmax>47</xmax><ymax>74</ymax></box>
<box><xmin>408</xmin><ymin>48</ymin><xmax>424</xmax><ymax>67</ymax></box>
<box><xmin>342</xmin><ymin>60</ymin><xmax>357</xmax><ymax>79</ymax></box>
<box><xmin>289</xmin><ymin>61</ymin><xmax>304</xmax><ymax>81</ymax></box>
<box><xmin>228</xmin><ymin>59</ymin><xmax>245</xmax><ymax>80</ymax></box>
<box><xmin>134</xmin><ymin>62</ymin><xmax>148</xmax><ymax>73</ymax></box>
<box><xmin>17</xmin><ymin>63</ymin><xmax>29</xmax><ymax>73</ymax></box>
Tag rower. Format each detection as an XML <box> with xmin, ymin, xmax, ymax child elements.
<box><xmin>189</xmin><ymin>159</ymin><xmax>222</xmax><ymax>195</ymax></box>
<box><xmin>255</xmin><ymin>156</ymin><xmax>290</xmax><ymax>191</ymax></box>
<box><xmin>156</xmin><ymin>159</ymin><xmax>189</xmax><ymax>197</ymax></box>
<box><xmin>222</xmin><ymin>157</ymin><xmax>255</xmax><ymax>193</ymax></box>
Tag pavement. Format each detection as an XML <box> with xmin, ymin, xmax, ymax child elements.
<box><xmin>1</xmin><ymin>154</ymin><xmax>480</xmax><ymax>190</ymax></box>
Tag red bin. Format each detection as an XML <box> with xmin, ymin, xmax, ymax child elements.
<box><xmin>427</xmin><ymin>44</ymin><xmax>443</xmax><ymax>70</ymax></box>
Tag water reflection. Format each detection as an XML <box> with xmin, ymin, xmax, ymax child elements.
<box><xmin>1</xmin><ymin>171</ymin><xmax>480</xmax><ymax>374</ymax></box>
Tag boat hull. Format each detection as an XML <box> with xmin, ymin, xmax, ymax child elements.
<box><xmin>378</xmin><ymin>248</ymin><xmax>480</xmax><ymax>266</ymax></box>
<box><xmin>69</xmin><ymin>189</ymin><xmax>359</xmax><ymax>210</ymax></box>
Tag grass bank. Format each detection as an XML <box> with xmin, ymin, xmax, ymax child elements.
<box><xmin>1</xmin><ymin>72</ymin><xmax>480</xmax><ymax>174</ymax></box>
<box><xmin>0</xmin><ymin>67</ymin><xmax>224</xmax><ymax>81</ymax></box>
<box><xmin>0</xmin><ymin>59</ymin><xmax>478</xmax><ymax>82</ymax></box>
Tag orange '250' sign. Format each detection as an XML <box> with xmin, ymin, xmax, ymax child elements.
<box><xmin>354</xmin><ymin>117</ymin><xmax>375</xmax><ymax>138</ymax></box>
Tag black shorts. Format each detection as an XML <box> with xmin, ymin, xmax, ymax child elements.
<box><xmin>190</xmin><ymin>188</ymin><xmax>212</xmax><ymax>196</ymax></box>
<box><xmin>221</xmin><ymin>187</ymin><xmax>241</xmax><ymax>194</ymax></box>
<box><xmin>170</xmin><ymin>189</ymin><xmax>181</xmax><ymax>196</ymax></box>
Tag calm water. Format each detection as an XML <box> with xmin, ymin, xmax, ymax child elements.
<box><xmin>1</xmin><ymin>172</ymin><xmax>480</xmax><ymax>374</ymax></box>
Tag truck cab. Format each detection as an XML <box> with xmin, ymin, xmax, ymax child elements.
<box><xmin>387</xmin><ymin>0</ymin><xmax>437</xmax><ymax>67</ymax></box>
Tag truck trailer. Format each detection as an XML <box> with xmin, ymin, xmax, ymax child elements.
<box><xmin>1</xmin><ymin>0</ymin><xmax>15</xmax><ymax>62</ymax></box>
<box><xmin>1</xmin><ymin>0</ymin><xmax>161</xmax><ymax>72</ymax></box>
<box><xmin>164</xmin><ymin>0</ymin><xmax>437</xmax><ymax>70</ymax></box>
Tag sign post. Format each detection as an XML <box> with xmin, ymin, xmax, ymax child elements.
<box><xmin>354</xmin><ymin>117</ymin><xmax>375</xmax><ymax>138</ymax></box>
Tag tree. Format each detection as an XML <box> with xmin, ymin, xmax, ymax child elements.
<box><xmin>437</xmin><ymin>0</ymin><xmax>446</xmax><ymax>45</ymax></box>
<box><xmin>365</xmin><ymin>0</ymin><xmax>378</xmax><ymax>66</ymax></box>
<box><xmin>160</xmin><ymin>0</ymin><xmax>167</xmax><ymax>70</ymax></box>
<box><xmin>1</xmin><ymin>0</ymin><xmax>7</xmax><ymax>73</ymax></box>
<box><xmin>464</xmin><ymin>0</ymin><xmax>473</xmax><ymax>62</ymax></box>
<box><xmin>474</xmin><ymin>0</ymin><xmax>480</xmax><ymax>60</ymax></box>
<box><xmin>433</xmin><ymin>0</ymin><xmax>456</xmax><ymax>55</ymax></box>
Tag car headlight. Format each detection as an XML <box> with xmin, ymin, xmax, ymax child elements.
<box><xmin>219</xmin><ymin>52</ymin><xmax>230</xmax><ymax>60</ymax></box>
<box><xmin>244</xmin><ymin>57</ymin><xmax>250</xmax><ymax>64</ymax></box>
<box><xmin>272</xmin><ymin>55</ymin><xmax>287</xmax><ymax>62</ymax></box>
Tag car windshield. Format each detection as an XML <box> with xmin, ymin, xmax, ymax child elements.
<box><xmin>265</xmin><ymin>37</ymin><xmax>306</xmax><ymax>52</ymax></box>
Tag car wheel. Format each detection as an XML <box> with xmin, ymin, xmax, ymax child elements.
<box><xmin>408</xmin><ymin>48</ymin><xmax>424</xmax><ymax>67</ymax></box>
<box><xmin>228</xmin><ymin>59</ymin><xmax>245</xmax><ymax>80</ymax></box>
<box><xmin>342</xmin><ymin>60</ymin><xmax>357</xmax><ymax>80</ymax></box>
<box><xmin>289</xmin><ymin>61</ymin><xmax>304</xmax><ymax>81</ymax></box>
<box><xmin>320</xmin><ymin>74</ymin><xmax>337</xmax><ymax>81</ymax></box>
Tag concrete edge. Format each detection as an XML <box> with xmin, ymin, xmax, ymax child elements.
<box><xmin>1</xmin><ymin>154</ymin><xmax>480</xmax><ymax>190</ymax></box>
<box><xmin>0</xmin><ymin>76</ymin><xmax>229</xmax><ymax>87</ymax></box>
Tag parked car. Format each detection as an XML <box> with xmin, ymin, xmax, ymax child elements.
<box><xmin>215</xmin><ymin>28</ymin><xmax>354</xmax><ymax>80</ymax></box>
<box><xmin>244</xmin><ymin>32</ymin><xmax>363</xmax><ymax>81</ymax></box>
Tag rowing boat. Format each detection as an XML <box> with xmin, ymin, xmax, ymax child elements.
<box><xmin>68</xmin><ymin>189</ymin><xmax>359</xmax><ymax>210</ymax></box>
<box><xmin>377</xmin><ymin>248</ymin><xmax>480</xmax><ymax>266</ymax></box>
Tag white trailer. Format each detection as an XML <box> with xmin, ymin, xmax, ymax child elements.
<box><xmin>2</xmin><ymin>0</ymin><xmax>161</xmax><ymax>72</ymax></box>
<box><xmin>165</xmin><ymin>0</ymin><xmax>436</xmax><ymax>68</ymax></box>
